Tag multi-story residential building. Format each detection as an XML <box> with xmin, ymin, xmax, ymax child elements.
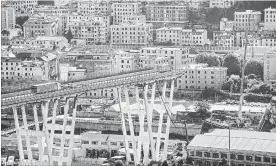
<box><xmin>177</xmin><ymin>64</ymin><xmax>227</xmax><ymax>90</ymax></box>
<box><xmin>139</xmin><ymin>53</ymin><xmax>169</xmax><ymax>70</ymax></box>
<box><xmin>111</xmin><ymin>2</ymin><xmax>142</xmax><ymax>25</ymax></box>
<box><xmin>35</xmin><ymin>36</ymin><xmax>69</xmax><ymax>50</ymax></box>
<box><xmin>53</xmin><ymin>0</ymin><xmax>71</xmax><ymax>7</ymax></box>
<box><xmin>1</xmin><ymin>0</ymin><xmax>37</xmax><ymax>16</ymax></box>
<box><xmin>156</xmin><ymin>27</ymin><xmax>208</xmax><ymax>46</ymax></box>
<box><xmin>241</xmin><ymin>33</ymin><xmax>276</xmax><ymax>47</ymax></box>
<box><xmin>140</xmin><ymin>47</ymin><xmax>192</xmax><ymax>69</ymax></box>
<box><xmin>122</xmin><ymin>15</ymin><xmax>146</xmax><ymax>24</ymax></box>
<box><xmin>188</xmin><ymin>129</ymin><xmax>276</xmax><ymax>166</ymax></box>
<box><xmin>261</xmin><ymin>36</ymin><xmax>276</xmax><ymax>47</ymax></box>
<box><xmin>146</xmin><ymin>4</ymin><xmax>188</xmax><ymax>24</ymax></box>
<box><xmin>1</xmin><ymin>52</ymin><xmax>58</xmax><ymax>81</ymax></box>
<box><xmin>264</xmin><ymin>51</ymin><xmax>276</xmax><ymax>81</ymax></box>
<box><xmin>77</xmin><ymin>1</ymin><xmax>111</xmax><ymax>15</ymax></box>
<box><xmin>68</xmin><ymin>12</ymin><xmax>111</xmax><ymax>39</ymax></box>
<box><xmin>234</xmin><ymin>10</ymin><xmax>262</xmax><ymax>31</ymax></box>
<box><xmin>33</xmin><ymin>5</ymin><xmax>70</xmax><ymax>34</ymax></box>
<box><xmin>110</xmin><ymin>21</ymin><xmax>153</xmax><ymax>47</ymax></box>
<box><xmin>264</xmin><ymin>7</ymin><xmax>276</xmax><ymax>31</ymax></box>
<box><xmin>111</xmin><ymin>50</ymin><xmax>139</xmax><ymax>73</ymax></box>
<box><xmin>23</xmin><ymin>14</ymin><xmax>61</xmax><ymax>38</ymax></box>
<box><xmin>209</xmin><ymin>0</ymin><xmax>234</xmax><ymax>8</ymax></box>
<box><xmin>220</xmin><ymin>17</ymin><xmax>234</xmax><ymax>31</ymax></box>
<box><xmin>68</xmin><ymin>19</ymin><xmax>107</xmax><ymax>45</ymax></box>
<box><xmin>213</xmin><ymin>31</ymin><xmax>235</xmax><ymax>47</ymax></box>
<box><xmin>1</xmin><ymin>7</ymin><xmax>16</xmax><ymax>30</ymax></box>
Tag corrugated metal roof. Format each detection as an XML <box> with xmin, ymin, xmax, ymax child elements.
<box><xmin>188</xmin><ymin>129</ymin><xmax>276</xmax><ymax>154</ymax></box>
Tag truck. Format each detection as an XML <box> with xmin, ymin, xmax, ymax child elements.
<box><xmin>31</xmin><ymin>82</ymin><xmax>61</xmax><ymax>94</ymax></box>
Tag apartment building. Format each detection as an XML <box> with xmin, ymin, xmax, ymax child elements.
<box><xmin>110</xmin><ymin>21</ymin><xmax>153</xmax><ymax>47</ymax></box>
<box><xmin>213</xmin><ymin>31</ymin><xmax>235</xmax><ymax>47</ymax></box>
<box><xmin>264</xmin><ymin>51</ymin><xmax>276</xmax><ymax>81</ymax></box>
<box><xmin>220</xmin><ymin>17</ymin><xmax>234</xmax><ymax>31</ymax></box>
<box><xmin>54</xmin><ymin>0</ymin><xmax>71</xmax><ymax>7</ymax></box>
<box><xmin>241</xmin><ymin>33</ymin><xmax>276</xmax><ymax>47</ymax></box>
<box><xmin>146</xmin><ymin>4</ymin><xmax>188</xmax><ymax>23</ymax></box>
<box><xmin>234</xmin><ymin>10</ymin><xmax>262</xmax><ymax>31</ymax></box>
<box><xmin>176</xmin><ymin>64</ymin><xmax>227</xmax><ymax>90</ymax></box>
<box><xmin>139</xmin><ymin>53</ymin><xmax>169</xmax><ymax>70</ymax></box>
<box><xmin>1</xmin><ymin>7</ymin><xmax>16</xmax><ymax>30</ymax></box>
<box><xmin>23</xmin><ymin>14</ymin><xmax>61</xmax><ymax>38</ymax></box>
<box><xmin>68</xmin><ymin>19</ymin><xmax>107</xmax><ymax>45</ymax></box>
<box><xmin>1</xmin><ymin>52</ymin><xmax>58</xmax><ymax>81</ymax></box>
<box><xmin>111</xmin><ymin>2</ymin><xmax>142</xmax><ymax>25</ymax></box>
<box><xmin>68</xmin><ymin>12</ymin><xmax>111</xmax><ymax>38</ymax></box>
<box><xmin>77</xmin><ymin>1</ymin><xmax>111</xmax><ymax>15</ymax></box>
<box><xmin>209</xmin><ymin>0</ymin><xmax>234</xmax><ymax>8</ymax></box>
<box><xmin>188</xmin><ymin>129</ymin><xmax>276</xmax><ymax>166</ymax></box>
<box><xmin>33</xmin><ymin>6</ymin><xmax>70</xmax><ymax>34</ymax></box>
<box><xmin>1</xmin><ymin>0</ymin><xmax>37</xmax><ymax>16</ymax></box>
<box><xmin>264</xmin><ymin>7</ymin><xmax>276</xmax><ymax>31</ymax></box>
<box><xmin>140</xmin><ymin>47</ymin><xmax>192</xmax><ymax>69</ymax></box>
<box><xmin>111</xmin><ymin>50</ymin><xmax>139</xmax><ymax>73</ymax></box>
<box><xmin>156</xmin><ymin>27</ymin><xmax>208</xmax><ymax>46</ymax></box>
<box><xmin>35</xmin><ymin>36</ymin><xmax>69</xmax><ymax>50</ymax></box>
<box><xmin>262</xmin><ymin>37</ymin><xmax>276</xmax><ymax>47</ymax></box>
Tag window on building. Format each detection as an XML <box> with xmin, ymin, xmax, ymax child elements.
<box><xmin>221</xmin><ymin>153</ymin><xmax>227</xmax><ymax>159</ymax></box>
<box><xmin>230</xmin><ymin>154</ymin><xmax>236</xmax><ymax>160</ymax></box>
<box><xmin>81</xmin><ymin>140</ymin><xmax>89</xmax><ymax>144</ymax></box>
<box><xmin>272</xmin><ymin>158</ymin><xmax>276</xmax><ymax>163</ymax></box>
<box><xmin>91</xmin><ymin>141</ymin><xmax>98</xmax><ymax>145</ymax></box>
<box><xmin>213</xmin><ymin>153</ymin><xmax>219</xmax><ymax>158</ymax></box>
<box><xmin>101</xmin><ymin>142</ymin><xmax>108</xmax><ymax>145</ymax></box>
<box><xmin>190</xmin><ymin>151</ymin><xmax>194</xmax><ymax>156</ymax></box>
<box><xmin>246</xmin><ymin>155</ymin><xmax>253</xmax><ymax>161</ymax></box>
<box><xmin>196</xmin><ymin>151</ymin><xmax>202</xmax><ymax>157</ymax></box>
<box><xmin>204</xmin><ymin>152</ymin><xmax>211</xmax><ymax>158</ymax></box>
<box><xmin>263</xmin><ymin>157</ymin><xmax>270</xmax><ymax>163</ymax></box>
<box><xmin>237</xmin><ymin>155</ymin><xmax>244</xmax><ymax>160</ymax></box>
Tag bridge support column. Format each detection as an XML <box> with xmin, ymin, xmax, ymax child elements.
<box><xmin>12</xmin><ymin>106</ymin><xmax>24</xmax><ymax>162</ymax></box>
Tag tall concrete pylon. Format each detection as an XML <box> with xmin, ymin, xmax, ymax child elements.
<box><xmin>118</xmin><ymin>79</ymin><xmax>174</xmax><ymax>165</ymax></box>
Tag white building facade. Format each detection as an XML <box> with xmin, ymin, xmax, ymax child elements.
<box><xmin>110</xmin><ymin>21</ymin><xmax>153</xmax><ymax>47</ymax></box>
<box><xmin>213</xmin><ymin>31</ymin><xmax>235</xmax><ymax>47</ymax></box>
<box><xmin>264</xmin><ymin>51</ymin><xmax>276</xmax><ymax>81</ymax></box>
<box><xmin>209</xmin><ymin>0</ymin><xmax>234</xmax><ymax>8</ymax></box>
<box><xmin>264</xmin><ymin>7</ymin><xmax>276</xmax><ymax>31</ymax></box>
<box><xmin>1</xmin><ymin>7</ymin><xmax>16</xmax><ymax>30</ymax></box>
<box><xmin>234</xmin><ymin>10</ymin><xmax>262</xmax><ymax>31</ymax></box>
<box><xmin>177</xmin><ymin>64</ymin><xmax>227</xmax><ymax>90</ymax></box>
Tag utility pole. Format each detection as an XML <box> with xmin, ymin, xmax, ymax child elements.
<box><xmin>238</xmin><ymin>15</ymin><xmax>249</xmax><ymax>123</ymax></box>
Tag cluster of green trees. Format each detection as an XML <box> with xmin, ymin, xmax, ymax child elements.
<box><xmin>196</xmin><ymin>53</ymin><xmax>264</xmax><ymax>78</ymax></box>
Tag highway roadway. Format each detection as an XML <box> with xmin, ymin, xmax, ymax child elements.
<box><xmin>1</xmin><ymin>69</ymin><xmax>181</xmax><ymax>108</ymax></box>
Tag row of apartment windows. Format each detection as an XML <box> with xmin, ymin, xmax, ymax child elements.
<box><xmin>190</xmin><ymin>151</ymin><xmax>276</xmax><ymax>163</ymax></box>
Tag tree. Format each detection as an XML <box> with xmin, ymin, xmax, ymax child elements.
<box><xmin>205</xmin><ymin>7</ymin><xmax>223</xmax><ymax>25</ymax></box>
<box><xmin>64</xmin><ymin>28</ymin><xmax>73</xmax><ymax>43</ymax></box>
<box><xmin>244</xmin><ymin>60</ymin><xmax>264</xmax><ymax>79</ymax></box>
<box><xmin>195</xmin><ymin>54</ymin><xmax>220</xmax><ymax>67</ymax></box>
<box><xmin>223</xmin><ymin>54</ymin><xmax>241</xmax><ymax>76</ymax></box>
<box><xmin>222</xmin><ymin>80</ymin><xmax>234</xmax><ymax>91</ymax></box>
<box><xmin>194</xmin><ymin>101</ymin><xmax>211</xmax><ymax>120</ymax></box>
<box><xmin>16</xmin><ymin>16</ymin><xmax>29</xmax><ymax>29</ymax></box>
<box><xmin>247</xmin><ymin>74</ymin><xmax>257</xmax><ymax>80</ymax></box>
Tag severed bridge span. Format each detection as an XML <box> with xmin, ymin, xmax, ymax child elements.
<box><xmin>1</xmin><ymin>68</ymin><xmax>190</xmax><ymax>165</ymax></box>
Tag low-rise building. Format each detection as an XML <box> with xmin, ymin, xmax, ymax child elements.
<box><xmin>213</xmin><ymin>31</ymin><xmax>235</xmax><ymax>47</ymax></box>
<box><xmin>35</xmin><ymin>36</ymin><xmax>69</xmax><ymax>50</ymax></box>
<box><xmin>110</xmin><ymin>21</ymin><xmax>153</xmax><ymax>47</ymax></box>
<box><xmin>23</xmin><ymin>14</ymin><xmax>61</xmax><ymax>38</ymax></box>
<box><xmin>1</xmin><ymin>7</ymin><xmax>16</xmax><ymax>30</ymax></box>
<box><xmin>156</xmin><ymin>27</ymin><xmax>208</xmax><ymax>46</ymax></box>
<box><xmin>187</xmin><ymin>129</ymin><xmax>276</xmax><ymax>166</ymax></box>
<box><xmin>264</xmin><ymin>7</ymin><xmax>276</xmax><ymax>31</ymax></box>
<box><xmin>59</xmin><ymin>64</ymin><xmax>86</xmax><ymax>82</ymax></box>
<box><xmin>264</xmin><ymin>51</ymin><xmax>276</xmax><ymax>81</ymax></box>
<box><xmin>111</xmin><ymin>50</ymin><xmax>139</xmax><ymax>73</ymax></box>
<box><xmin>234</xmin><ymin>10</ymin><xmax>262</xmax><ymax>31</ymax></box>
<box><xmin>220</xmin><ymin>17</ymin><xmax>234</xmax><ymax>31</ymax></box>
<box><xmin>176</xmin><ymin>64</ymin><xmax>227</xmax><ymax>90</ymax></box>
<box><xmin>140</xmin><ymin>47</ymin><xmax>192</xmax><ymax>69</ymax></box>
<box><xmin>209</xmin><ymin>0</ymin><xmax>234</xmax><ymax>8</ymax></box>
<box><xmin>1</xmin><ymin>52</ymin><xmax>58</xmax><ymax>81</ymax></box>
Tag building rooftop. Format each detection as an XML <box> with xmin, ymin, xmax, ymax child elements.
<box><xmin>35</xmin><ymin>36</ymin><xmax>67</xmax><ymax>42</ymax></box>
<box><xmin>188</xmin><ymin>129</ymin><xmax>276</xmax><ymax>155</ymax></box>
<box><xmin>234</xmin><ymin>10</ymin><xmax>262</xmax><ymax>14</ymax></box>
